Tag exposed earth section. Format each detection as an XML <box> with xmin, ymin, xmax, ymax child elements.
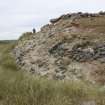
<box><xmin>13</xmin><ymin>12</ymin><xmax>105</xmax><ymax>85</ymax></box>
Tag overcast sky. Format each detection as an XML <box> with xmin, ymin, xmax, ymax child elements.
<box><xmin>0</xmin><ymin>0</ymin><xmax>105</xmax><ymax>40</ymax></box>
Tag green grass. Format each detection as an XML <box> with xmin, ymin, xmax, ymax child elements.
<box><xmin>0</xmin><ymin>41</ymin><xmax>105</xmax><ymax>105</ymax></box>
<box><xmin>18</xmin><ymin>32</ymin><xmax>34</xmax><ymax>42</ymax></box>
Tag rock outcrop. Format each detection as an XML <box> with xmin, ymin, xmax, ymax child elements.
<box><xmin>50</xmin><ymin>12</ymin><xmax>104</xmax><ymax>24</ymax></box>
<box><xmin>13</xmin><ymin>12</ymin><xmax>105</xmax><ymax>84</ymax></box>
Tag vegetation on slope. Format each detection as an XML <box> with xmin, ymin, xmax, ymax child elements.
<box><xmin>0</xmin><ymin>41</ymin><xmax>105</xmax><ymax>105</ymax></box>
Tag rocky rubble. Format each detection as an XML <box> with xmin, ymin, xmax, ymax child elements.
<box><xmin>48</xmin><ymin>40</ymin><xmax>105</xmax><ymax>63</ymax></box>
<box><xmin>13</xmin><ymin>12</ymin><xmax>105</xmax><ymax>84</ymax></box>
<box><xmin>50</xmin><ymin>12</ymin><xmax>105</xmax><ymax>24</ymax></box>
<box><xmin>70</xmin><ymin>42</ymin><xmax>105</xmax><ymax>62</ymax></box>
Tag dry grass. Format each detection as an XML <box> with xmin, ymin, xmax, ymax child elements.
<box><xmin>0</xmin><ymin>39</ymin><xmax>105</xmax><ymax>104</ymax></box>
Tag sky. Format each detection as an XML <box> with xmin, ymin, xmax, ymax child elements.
<box><xmin>0</xmin><ymin>0</ymin><xmax>105</xmax><ymax>40</ymax></box>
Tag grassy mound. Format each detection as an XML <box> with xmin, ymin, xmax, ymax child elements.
<box><xmin>0</xmin><ymin>41</ymin><xmax>105</xmax><ymax>105</ymax></box>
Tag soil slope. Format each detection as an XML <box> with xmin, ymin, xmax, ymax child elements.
<box><xmin>13</xmin><ymin>12</ymin><xmax>105</xmax><ymax>85</ymax></box>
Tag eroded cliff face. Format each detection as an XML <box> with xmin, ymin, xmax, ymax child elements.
<box><xmin>13</xmin><ymin>12</ymin><xmax>105</xmax><ymax>84</ymax></box>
